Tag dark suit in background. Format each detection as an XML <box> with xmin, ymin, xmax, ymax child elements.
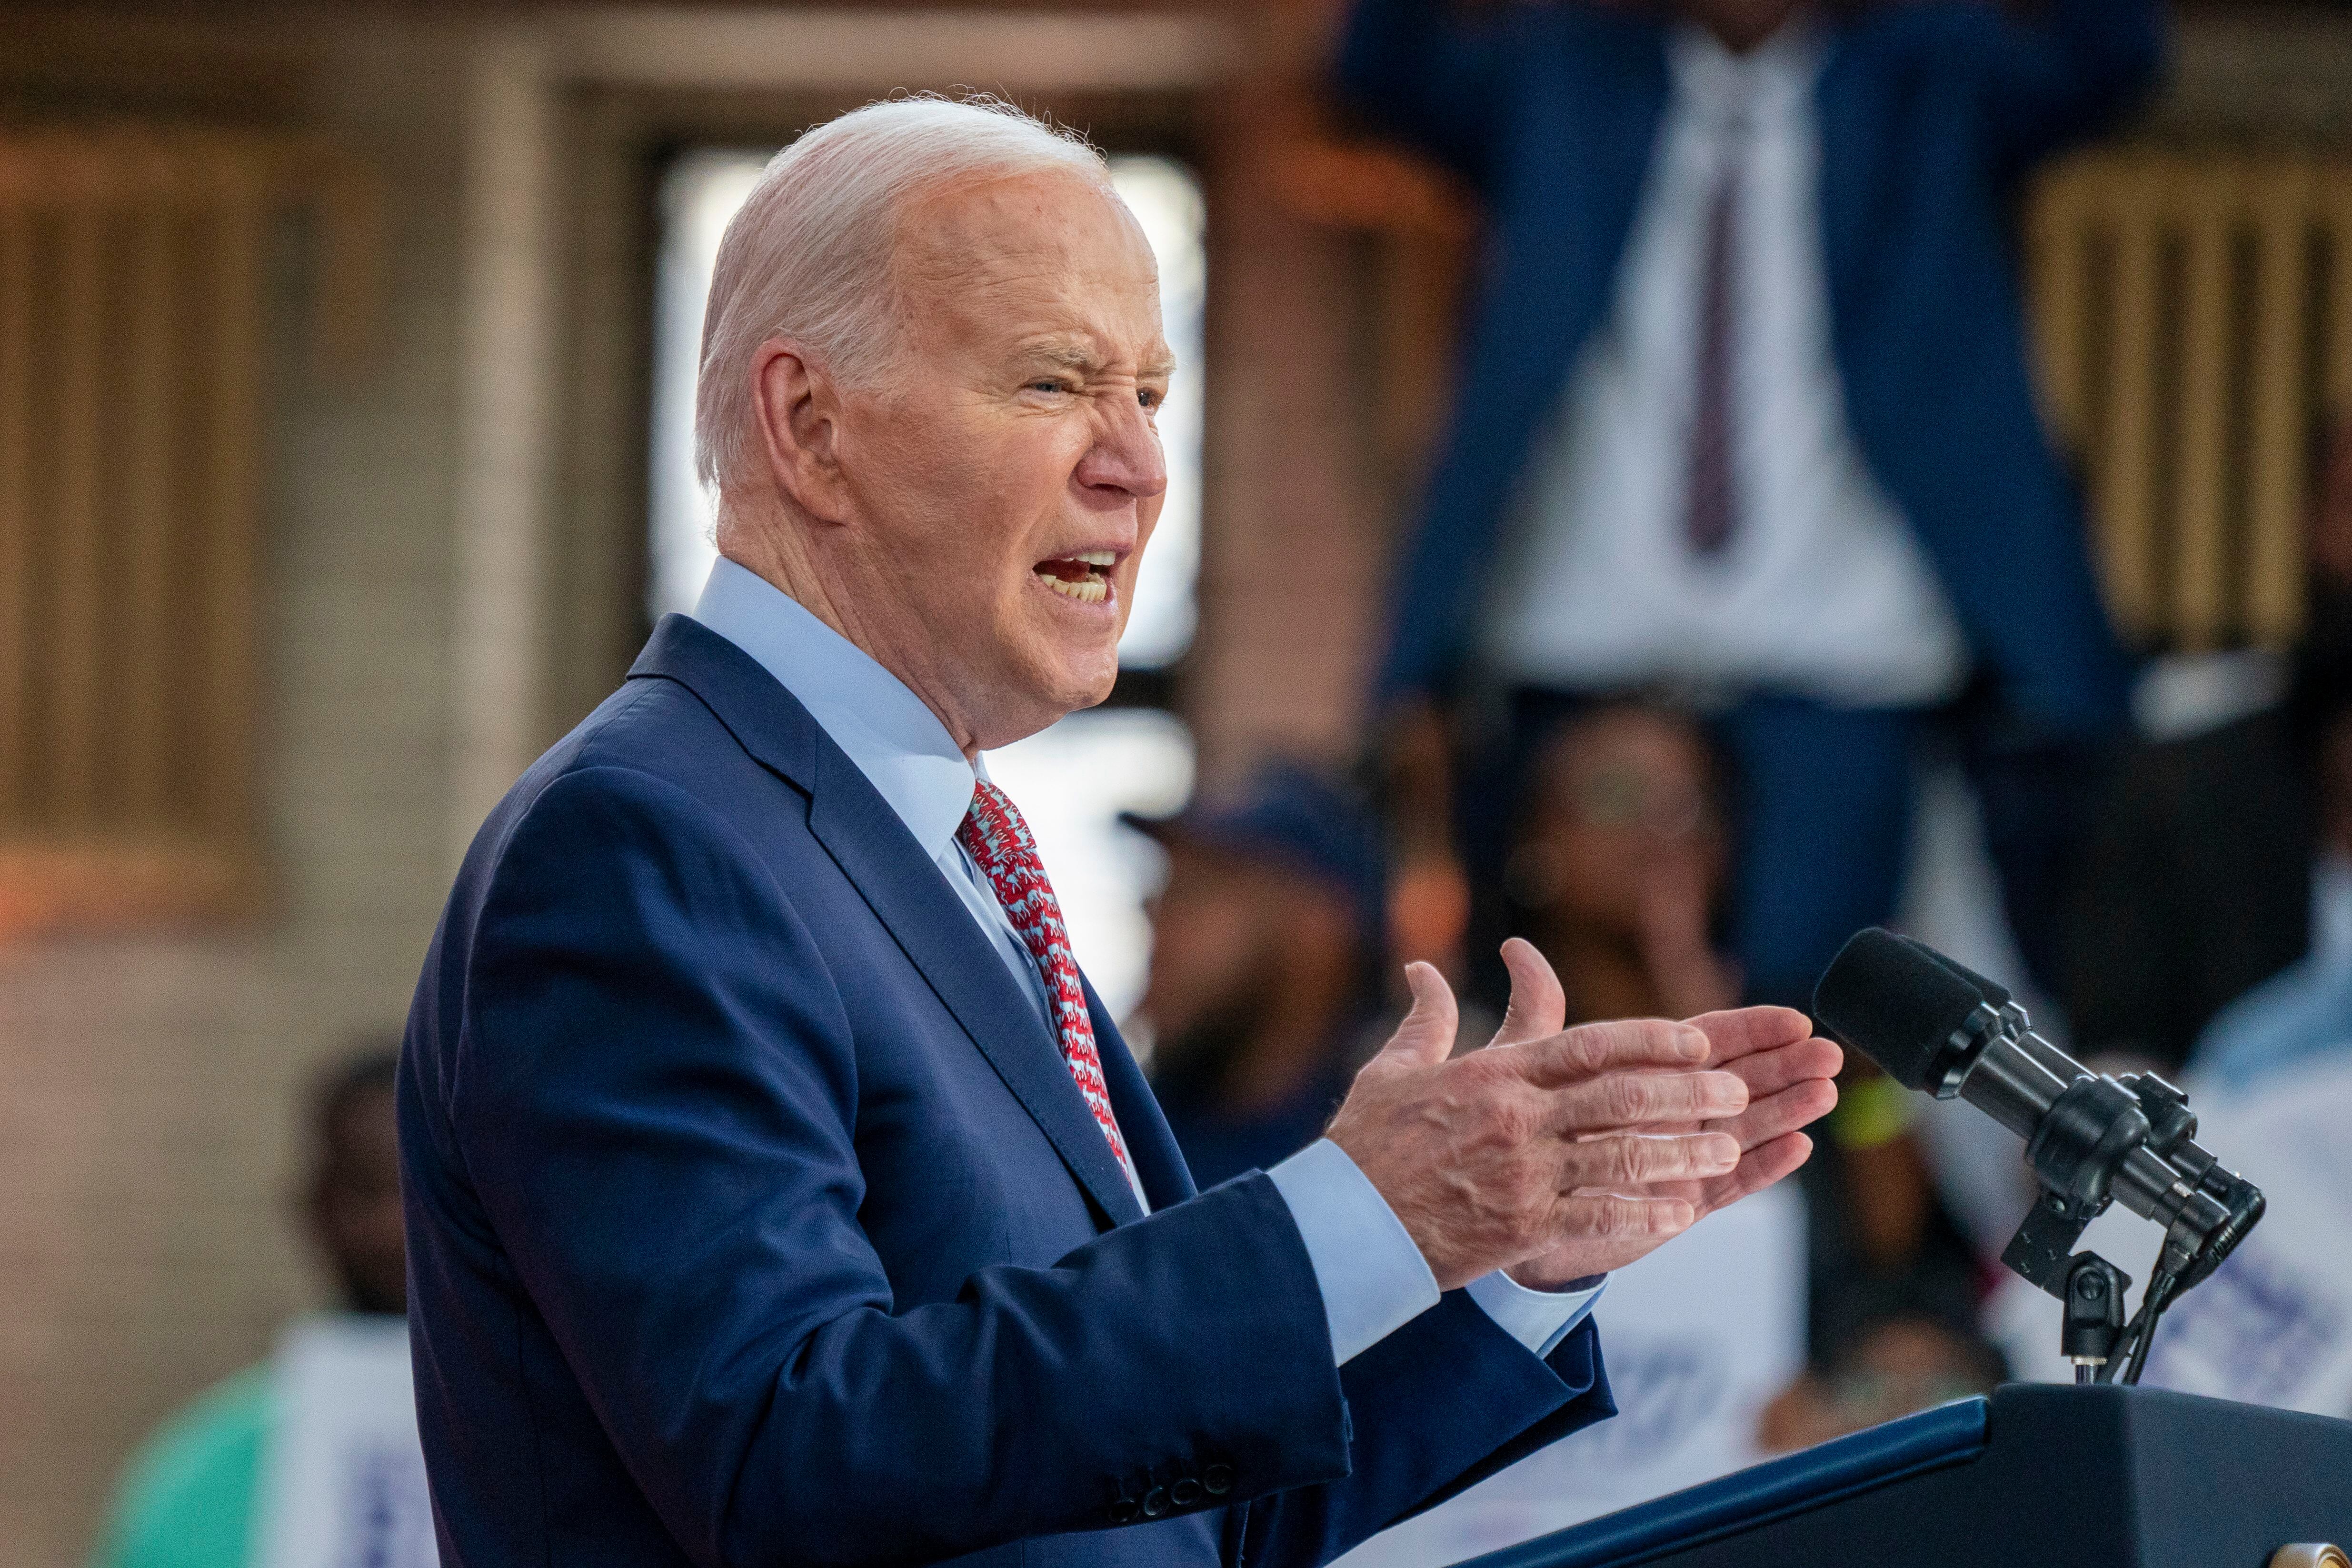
<box><xmin>1336</xmin><ymin>0</ymin><xmax>2159</xmax><ymax>1005</ymax></box>
<box><xmin>2066</xmin><ymin>709</ymin><xmax>2315</xmax><ymax>1073</ymax></box>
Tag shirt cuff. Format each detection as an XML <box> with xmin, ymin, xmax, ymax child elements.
<box><xmin>1462</xmin><ymin>1269</ymin><xmax>1606</xmax><ymax>1359</ymax></box>
<box><xmin>1265</xmin><ymin>1138</ymin><xmax>1441</xmax><ymax>1364</ymax></box>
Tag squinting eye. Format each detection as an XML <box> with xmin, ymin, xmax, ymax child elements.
<box><xmin>1030</xmin><ymin>380</ymin><xmax>1071</xmax><ymax>395</ymax></box>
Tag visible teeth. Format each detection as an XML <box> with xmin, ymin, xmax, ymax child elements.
<box><xmin>1074</xmin><ymin>550</ymin><xmax>1116</xmax><ymax>567</ymax></box>
<box><xmin>1043</xmin><ymin>575</ymin><xmax>1109</xmax><ymax>604</ymax></box>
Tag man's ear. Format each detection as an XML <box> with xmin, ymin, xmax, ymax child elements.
<box><xmin>750</xmin><ymin>339</ymin><xmax>853</xmax><ymax>522</ymax></box>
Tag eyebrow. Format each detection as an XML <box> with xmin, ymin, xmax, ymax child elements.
<box><xmin>1023</xmin><ymin>343</ymin><xmax>1101</xmax><ymax>373</ymax></box>
<box><xmin>1017</xmin><ymin>338</ymin><xmax>1177</xmax><ymax>380</ymax></box>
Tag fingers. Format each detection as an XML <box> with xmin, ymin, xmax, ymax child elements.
<box><xmin>1682</xmin><ymin>1006</ymin><xmax>1816</xmax><ymax>1067</ymax></box>
<box><xmin>1722</xmin><ymin>1035</ymin><xmax>1844</xmax><ymax>1099</ymax></box>
<box><xmin>1710</xmin><ymin>1077</ymin><xmax>1838</xmax><ymax>1152</ymax></box>
<box><xmin>1373</xmin><ymin>962</ymin><xmax>1460</xmax><ymax>1069</ymax></box>
<box><xmin>1562</xmin><ymin>1130</ymin><xmax>1740</xmax><ymax>1189</ymax></box>
<box><xmin>1696</xmin><ymin>1130</ymin><xmax>1815</xmax><ymax>1214</ymax></box>
<box><xmin>1542</xmin><ymin>1066</ymin><xmax>1748</xmax><ymax>1135</ymax></box>
<box><xmin>1489</xmin><ymin>938</ymin><xmax>1567</xmax><ymax>1049</ymax></box>
<box><xmin>1545</xmin><ymin>1190</ymin><xmax>1698</xmax><ymax>1246</ymax></box>
<box><xmin>1515</xmin><ymin>1017</ymin><xmax>1710</xmax><ymax>1085</ymax></box>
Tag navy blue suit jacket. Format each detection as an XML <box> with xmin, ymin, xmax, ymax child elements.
<box><xmin>399</xmin><ymin>615</ymin><xmax>1614</xmax><ymax>1568</ymax></box>
<box><xmin>1339</xmin><ymin>0</ymin><xmax>2159</xmax><ymax>733</ymax></box>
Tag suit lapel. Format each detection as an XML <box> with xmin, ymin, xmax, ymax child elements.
<box><xmin>806</xmin><ymin>744</ymin><xmax>1148</xmax><ymax>1227</ymax></box>
<box><xmin>629</xmin><ymin>616</ymin><xmax>1149</xmax><ymax>1229</ymax></box>
<box><xmin>1085</xmin><ymin>977</ymin><xmax>1197</xmax><ymax>1209</ymax></box>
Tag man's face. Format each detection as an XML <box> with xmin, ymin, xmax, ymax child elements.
<box><xmin>830</xmin><ymin>170</ymin><xmax>1170</xmax><ymax>751</ymax></box>
<box><xmin>311</xmin><ymin>1086</ymin><xmax>407</xmax><ymax>1316</ymax></box>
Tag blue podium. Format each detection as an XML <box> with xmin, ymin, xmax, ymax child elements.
<box><xmin>1461</xmin><ymin>1385</ymin><xmax>2352</xmax><ymax>1568</ymax></box>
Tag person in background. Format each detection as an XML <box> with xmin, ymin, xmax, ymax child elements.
<box><xmin>1503</xmin><ymin>701</ymin><xmax>1740</xmax><ymax>1025</ymax></box>
<box><xmin>2070</xmin><ymin>419</ymin><xmax>2352</xmax><ymax>1080</ymax></box>
<box><xmin>1505</xmin><ymin>702</ymin><xmax>1997</xmax><ymax>1413</ymax></box>
<box><xmin>1755</xmin><ymin>1316</ymin><xmax>2007</xmax><ymax>1452</ymax></box>
<box><xmin>1129</xmin><ymin>765</ymin><xmax>1389</xmax><ymax>1189</ymax></box>
<box><xmin>2186</xmin><ymin>636</ymin><xmax>2352</xmax><ymax>1095</ymax></box>
<box><xmin>1779</xmin><ymin>1083</ymin><xmax>2005</xmax><ymax>1434</ymax></box>
<box><xmin>1335</xmin><ymin>0</ymin><xmax>2158</xmax><ymax>1013</ymax></box>
<box><xmin>93</xmin><ymin>1044</ymin><xmax>418</xmax><ymax>1568</ymax></box>
<box><xmin>2005</xmin><ymin>424</ymin><xmax>2352</xmax><ymax>1392</ymax></box>
<box><xmin>1757</xmin><ymin>1047</ymin><xmax>2008</xmax><ymax>1454</ymax></box>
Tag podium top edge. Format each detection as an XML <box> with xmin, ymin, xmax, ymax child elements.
<box><xmin>1457</xmin><ymin>1396</ymin><xmax>1990</xmax><ymax>1568</ymax></box>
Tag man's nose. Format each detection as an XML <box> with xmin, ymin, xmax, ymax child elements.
<box><xmin>1076</xmin><ymin>397</ymin><xmax>1168</xmax><ymax>501</ymax></box>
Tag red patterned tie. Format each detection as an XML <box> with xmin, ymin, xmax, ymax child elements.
<box><xmin>957</xmin><ymin>778</ymin><xmax>1141</xmax><ymax>1193</ymax></box>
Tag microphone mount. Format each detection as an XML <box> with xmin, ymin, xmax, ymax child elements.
<box><xmin>1806</xmin><ymin>931</ymin><xmax>2267</xmax><ymax>1382</ymax></box>
<box><xmin>1818</xmin><ymin>931</ymin><xmax>2265</xmax><ymax>1386</ymax></box>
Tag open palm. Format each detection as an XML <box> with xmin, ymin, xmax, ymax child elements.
<box><xmin>1483</xmin><ymin>939</ymin><xmax>1842</xmax><ymax>1288</ymax></box>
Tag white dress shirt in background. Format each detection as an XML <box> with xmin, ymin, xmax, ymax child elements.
<box><xmin>691</xmin><ymin>558</ymin><xmax>1601</xmax><ymax>1363</ymax></box>
<box><xmin>1484</xmin><ymin>21</ymin><xmax>1966</xmax><ymax>709</ymax></box>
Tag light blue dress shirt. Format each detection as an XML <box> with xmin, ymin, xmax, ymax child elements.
<box><xmin>689</xmin><ymin>557</ymin><xmax>1598</xmax><ymax>1362</ymax></box>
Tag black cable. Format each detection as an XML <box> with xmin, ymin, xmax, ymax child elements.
<box><xmin>2092</xmin><ymin>1260</ymin><xmax>2168</xmax><ymax>1386</ymax></box>
<box><xmin>2120</xmin><ymin>1268</ymin><xmax>2180</xmax><ymax>1386</ymax></box>
<box><xmin>2098</xmin><ymin>1258</ymin><xmax>2181</xmax><ymax>1386</ymax></box>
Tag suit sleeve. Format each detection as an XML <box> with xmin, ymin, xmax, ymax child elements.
<box><xmin>1230</xmin><ymin>1298</ymin><xmax>1615</xmax><ymax>1568</ymax></box>
<box><xmin>453</xmin><ymin>765</ymin><xmax>1355</xmax><ymax>1568</ymax></box>
<box><xmin>1332</xmin><ymin>0</ymin><xmax>1517</xmax><ymax>190</ymax></box>
<box><xmin>1970</xmin><ymin>0</ymin><xmax>2166</xmax><ymax>171</ymax></box>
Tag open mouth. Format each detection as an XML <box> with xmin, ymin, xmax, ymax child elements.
<box><xmin>1034</xmin><ymin>549</ymin><xmax>1116</xmax><ymax>606</ymax></box>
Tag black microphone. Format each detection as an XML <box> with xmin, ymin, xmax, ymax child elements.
<box><xmin>1813</xmin><ymin>928</ymin><xmax>2260</xmax><ymax>1296</ymax></box>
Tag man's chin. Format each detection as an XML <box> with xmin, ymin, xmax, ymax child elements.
<box><xmin>967</xmin><ymin>653</ymin><xmax>1118</xmax><ymax>751</ymax></box>
<box><xmin>1035</xmin><ymin>639</ymin><xmax>1121</xmax><ymax>712</ymax></box>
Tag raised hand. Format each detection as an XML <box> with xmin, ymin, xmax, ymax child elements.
<box><xmin>1325</xmin><ymin>956</ymin><xmax>1749</xmax><ymax>1293</ymax></box>
<box><xmin>1480</xmin><ymin>939</ymin><xmax>1840</xmax><ymax>1288</ymax></box>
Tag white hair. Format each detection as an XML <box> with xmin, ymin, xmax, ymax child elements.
<box><xmin>694</xmin><ymin>93</ymin><xmax>1113</xmax><ymax>496</ymax></box>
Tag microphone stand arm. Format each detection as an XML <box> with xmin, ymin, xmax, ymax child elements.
<box><xmin>1973</xmin><ymin>1029</ymin><xmax>2263</xmax><ymax>1386</ymax></box>
<box><xmin>1814</xmin><ymin>936</ymin><xmax>2264</xmax><ymax>1388</ymax></box>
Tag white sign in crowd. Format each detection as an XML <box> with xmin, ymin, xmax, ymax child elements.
<box><xmin>1335</xmin><ymin>1180</ymin><xmax>1807</xmax><ymax>1568</ymax></box>
<box><xmin>249</xmin><ymin>1317</ymin><xmax>439</xmax><ymax>1568</ymax></box>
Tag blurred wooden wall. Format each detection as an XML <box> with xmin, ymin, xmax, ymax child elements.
<box><xmin>0</xmin><ymin>127</ymin><xmax>376</xmax><ymax>939</ymax></box>
<box><xmin>2029</xmin><ymin>152</ymin><xmax>2352</xmax><ymax>652</ymax></box>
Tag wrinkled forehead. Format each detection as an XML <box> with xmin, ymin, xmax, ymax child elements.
<box><xmin>891</xmin><ymin>168</ymin><xmax>1166</xmax><ymax>361</ymax></box>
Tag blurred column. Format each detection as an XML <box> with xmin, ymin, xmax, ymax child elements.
<box><xmin>1189</xmin><ymin>0</ymin><xmax>1475</xmax><ymax>790</ymax></box>
<box><xmin>449</xmin><ymin>30</ymin><xmax>557</xmax><ymax>862</ymax></box>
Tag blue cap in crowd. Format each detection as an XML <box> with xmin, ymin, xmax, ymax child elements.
<box><xmin>1120</xmin><ymin>762</ymin><xmax>1387</xmax><ymax>956</ymax></box>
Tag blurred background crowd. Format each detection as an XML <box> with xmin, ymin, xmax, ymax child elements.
<box><xmin>5</xmin><ymin>0</ymin><xmax>2352</xmax><ymax>1564</ymax></box>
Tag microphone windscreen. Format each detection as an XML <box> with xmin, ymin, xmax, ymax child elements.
<box><xmin>1896</xmin><ymin>934</ymin><xmax>2012</xmax><ymax>1010</ymax></box>
<box><xmin>1812</xmin><ymin>928</ymin><xmax>1987</xmax><ymax>1091</ymax></box>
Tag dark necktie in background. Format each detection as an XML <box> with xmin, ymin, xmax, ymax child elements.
<box><xmin>1686</xmin><ymin>153</ymin><xmax>1742</xmax><ymax>559</ymax></box>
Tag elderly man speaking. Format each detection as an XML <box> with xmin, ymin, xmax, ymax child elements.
<box><xmin>399</xmin><ymin>97</ymin><xmax>1839</xmax><ymax>1568</ymax></box>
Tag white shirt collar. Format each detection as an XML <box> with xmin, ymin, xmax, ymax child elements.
<box><xmin>1668</xmin><ymin>13</ymin><xmax>1824</xmax><ymax>128</ymax></box>
<box><xmin>688</xmin><ymin>556</ymin><xmax>979</xmax><ymax>861</ymax></box>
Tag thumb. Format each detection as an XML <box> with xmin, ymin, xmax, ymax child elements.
<box><xmin>1376</xmin><ymin>961</ymin><xmax>1461</xmax><ymax>1069</ymax></box>
<box><xmin>1491</xmin><ymin>937</ymin><xmax>1566</xmax><ymax>1048</ymax></box>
